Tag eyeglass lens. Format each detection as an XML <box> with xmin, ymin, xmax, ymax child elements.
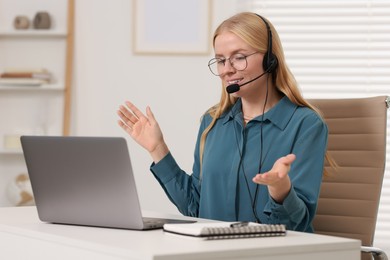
<box><xmin>208</xmin><ymin>53</ymin><xmax>256</xmax><ymax>76</ymax></box>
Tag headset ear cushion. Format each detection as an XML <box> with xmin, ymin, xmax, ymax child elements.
<box><xmin>262</xmin><ymin>52</ymin><xmax>278</xmax><ymax>73</ymax></box>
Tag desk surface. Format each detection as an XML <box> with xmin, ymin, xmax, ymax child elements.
<box><xmin>0</xmin><ymin>206</ymin><xmax>360</xmax><ymax>260</ymax></box>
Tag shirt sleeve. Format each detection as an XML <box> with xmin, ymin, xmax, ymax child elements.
<box><xmin>150</xmin><ymin>115</ymin><xmax>210</xmax><ymax>217</ymax></box>
<box><xmin>264</xmin><ymin>113</ymin><xmax>328</xmax><ymax>232</ymax></box>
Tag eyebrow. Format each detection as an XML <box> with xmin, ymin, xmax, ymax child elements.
<box><xmin>214</xmin><ymin>49</ymin><xmax>251</xmax><ymax>58</ymax></box>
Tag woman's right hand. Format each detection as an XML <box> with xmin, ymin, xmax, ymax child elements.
<box><xmin>117</xmin><ymin>101</ymin><xmax>169</xmax><ymax>162</ymax></box>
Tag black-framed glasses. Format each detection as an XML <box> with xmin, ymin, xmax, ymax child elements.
<box><xmin>207</xmin><ymin>52</ymin><xmax>258</xmax><ymax>76</ymax></box>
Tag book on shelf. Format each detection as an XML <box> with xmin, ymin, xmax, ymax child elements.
<box><xmin>1</xmin><ymin>72</ymin><xmax>51</xmax><ymax>80</ymax></box>
<box><xmin>0</xmin><ymin>68</ymin><xmax>52</xmax><ymax>86</ymax></box>
<box><xmin>163</xmin><ymin>221</ymin><xmax>286</xmax><ymax>240</ymax></box>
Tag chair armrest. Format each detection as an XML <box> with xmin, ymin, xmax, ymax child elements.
<box><xmin>361</xmin><ymin>246</ymin><xmax>388</xmax><ymax>260</ymax></box>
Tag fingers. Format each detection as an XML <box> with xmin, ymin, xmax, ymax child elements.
<box><xmin>146</xmin><ymin>106</ymin><xmax>156</xmax><ymax>124</ymax></box>
<box><xmin>252</xmin><ymin>170</ymin><xmax>284</xmax><ymax>185</ymax></box>
<box><xmin>125</xmin><ymin>101</ymin><xmax>146</xmax><ymax>121</ymax></box>
<box><xmin>117</xmin><ymin>101</ymin><xmax>149</xmax><ymax>128</ymax></box>
<box><xmin>117</xmin><ymin>119</ymin><xmax>133</xmax><ymax>136</ymax></box>
<box><xmin>117</xmin><ymin>107</ymin><xmax>135</xmax><ymax>127</ymax></box>
<box><xmin>117</xmin><ymin>104</ymin><xmax>136</xmax><ymax>125</ymax></box>
<box><xmin>280</xmin><ymin>154</ymin><xmax>296</xmax><ymax>165</ymax></box>
<box><xmin>252</xmin><ymin>154</ymin><xmax>296</xmax><ymax>184</ymax></box>
<box><xmin>273</xmin><ymin>154</ymin><xmax>296</xmax><ymax>178</ymax></box>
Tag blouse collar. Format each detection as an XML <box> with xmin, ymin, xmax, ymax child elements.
<box><xmin>223</xmin><ymin>96</ymin><xmax>298</xmax><ymax>131</ymax></box>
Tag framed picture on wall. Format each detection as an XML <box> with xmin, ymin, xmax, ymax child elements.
<box><xmin>133</xmin><ymin>0</ymin><xmax>211</xmax><ymax>55</ymax></box>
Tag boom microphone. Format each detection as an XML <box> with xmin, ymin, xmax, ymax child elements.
<box><xmin>226</xmin><ymin>71</ymin><xmax>267</xmax><ymax>94</ymax></box>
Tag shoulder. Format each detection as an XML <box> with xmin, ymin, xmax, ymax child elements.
<box><xmin>199</xmin><ymin>105</ymin><xmax>231</xmax><ymax>129</ymax></box>
<box><xmin>293</xmin><ymin>106</ymin><xmax>329</xmax><ymax>139</ymax></box>
<box><xmin>198</xmin><ymin>112</ymin><xmax>215</xmax><ymax>133</ymax></box>
<box><xmin>295</xmin><ymin>106</ymin><xmax>326</xmax><ymax>127</ymax></box>
<box><xmin>270</xmin><ymin>96</ymin><xmax>327</xmax><ymax>133</ymax></box>
<box><xmin>200</xmin><ymin>112</ymin><xmax>213</xmax><ymax>125</ymax></box>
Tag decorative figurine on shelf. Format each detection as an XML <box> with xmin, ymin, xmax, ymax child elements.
<box><xmin>33</xmin><ymin>11</ymin><xmax>51</xmax><ymax>29</ymax></box>
<box><xmin>6</xmin><ymin>173</ymin><xmax>35</xmax><ymax>206</ymax></box>
<box><xmin>13</xmin><ymin>16</ymin><xmax>30</xmax><ymax>30</ymax></box>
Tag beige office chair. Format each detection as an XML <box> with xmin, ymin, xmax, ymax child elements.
<box><xmin>309</xmin><ymin>96</ymin><xmax>389</xmax><ymax>260</ymax></box>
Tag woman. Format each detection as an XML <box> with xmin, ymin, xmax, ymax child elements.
<box><xmin>117</xmin><ymin>12</ymin><xmax>328</xmax><ymax>232</ymax></box>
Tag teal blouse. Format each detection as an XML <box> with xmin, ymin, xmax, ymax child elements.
<box><xmin>150</xmin><ymin>96</ymin><xmax>328</xmax><ymax>232</ymax></box>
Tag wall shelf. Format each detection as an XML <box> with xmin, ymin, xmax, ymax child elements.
<box><xmin>0</xmin><ymin>83</ymin><xmax>64</xmax><ymax>91</ymax></box>
<box><xmin>0</xmin><ymin>0</ymin><xmax>74</xmax><ymax>207</ymax></box>
<box><xmin>0</xmin><ymin>31</ymin><xmax>67</xmax><ymax>38</ymax></box>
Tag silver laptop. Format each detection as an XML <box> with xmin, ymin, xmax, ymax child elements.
<box><xmin>20</xmin><ymin>135</ymin><xmax>195</xmax><ymax>230</ymax></box>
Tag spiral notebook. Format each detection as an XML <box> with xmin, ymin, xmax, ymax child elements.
<box><xmin>163</xmin><ymin>222</ymin><xmax>286</xmax><ymax>240</ymax></box>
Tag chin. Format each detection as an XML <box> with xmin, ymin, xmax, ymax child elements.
<box><xmin>229</xmin><ymin>92</ymin><xmax>241</xmax><ymax>98</ymax></box>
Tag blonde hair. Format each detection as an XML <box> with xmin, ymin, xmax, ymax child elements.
<box><xmin>199</xmin><ymin>12</ymin><xmax>333</xmax><ymax>175</ymax></box>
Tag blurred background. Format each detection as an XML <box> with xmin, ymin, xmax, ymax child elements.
<box><xmin>0</xmin><ymin>0</ymin><xmax>388</xmax><ymax>253</ymax></box>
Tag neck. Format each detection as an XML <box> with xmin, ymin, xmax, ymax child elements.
<box><xmin>241</xmin><ymin>85</ymin><xmax>282</xmax><ymax>118</ymax></box>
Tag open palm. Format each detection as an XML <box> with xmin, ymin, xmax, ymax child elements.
<box><xmin>117</xmin><ymin>101</ymin><xmax>164</xmax><ymax>153</ymax></box>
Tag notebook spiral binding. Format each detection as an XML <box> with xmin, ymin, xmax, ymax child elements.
<box><xmin>203</xmin><ymin>224</ymin><xmax>286</xmax><ymax>240</ymax></box>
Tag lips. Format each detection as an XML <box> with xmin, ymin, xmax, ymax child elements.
<box><xmin>227</xmin><ymin>78</ymin><xmax>242</xmax><ymax>85</ymax></box>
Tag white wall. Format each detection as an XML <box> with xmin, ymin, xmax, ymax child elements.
<box><xmin>72</xmin><ymin>0</ymin><xmax>236</xmax><ymax>214</ymax></box>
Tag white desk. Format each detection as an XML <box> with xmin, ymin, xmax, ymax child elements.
<box><xmin>0</xmin><ymin>206</ymin><xmax>360</xmax><ymax>260</ymax></box>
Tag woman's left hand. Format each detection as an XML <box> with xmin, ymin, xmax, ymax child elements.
<box><xmin>252</xmin><ymin>154</ymin><xmax>296</xmax><ymax>203</ymax></box>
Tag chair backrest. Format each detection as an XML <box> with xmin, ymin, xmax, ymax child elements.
<box><xmin>309</xmin><ymin>96</ymin><xmax>388</xmax><ymax>248</ymax></box>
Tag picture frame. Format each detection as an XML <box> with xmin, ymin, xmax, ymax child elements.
<box><xmin>133</xmin><ymin>0</ymin><xmax>211</xmax><ymax>55</ymax></box>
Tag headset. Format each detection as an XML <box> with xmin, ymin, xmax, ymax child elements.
<box><xmin>255</xmin><ymin>14</ymin><xmax>278</xmax><ymax>74</ymax></box>
<box><xmin>225</xmin><ymin>14</ymin><xmax>278</xmax><ymax>94</ymax></box>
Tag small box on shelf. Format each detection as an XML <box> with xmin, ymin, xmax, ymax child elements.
<box><xmin>3</xmin><ymin>134</ymin><xmax>22</xmax><ymax>150</ymax></box>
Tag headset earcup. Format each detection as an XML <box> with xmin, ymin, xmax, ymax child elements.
<box><xmin>262</xmin><ymin>51</ymin><xmax>278</xmax><ymax>73</ymax></box>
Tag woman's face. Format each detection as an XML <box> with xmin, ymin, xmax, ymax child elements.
<box><xmin>214</xmin><ymin>31</ymin><xmax>265</xmax><ymax>96</ymax></box>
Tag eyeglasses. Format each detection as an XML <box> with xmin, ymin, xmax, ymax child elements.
<box><xmin>208</xmin><ymin>52</ymin><xmax>258</xmax><ymax>76</ymax></box>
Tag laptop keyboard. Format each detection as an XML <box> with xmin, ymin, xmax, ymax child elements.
<box><xmin>143</xmin><ymin>217</ymin><xmax>196</xmax><ymax>225</ymax></box>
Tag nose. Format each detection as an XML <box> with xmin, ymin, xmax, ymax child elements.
<box><xmin>219</xmin><ymin>60</ymin><xmax>236</xmax><ymax>76</ymax></box>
